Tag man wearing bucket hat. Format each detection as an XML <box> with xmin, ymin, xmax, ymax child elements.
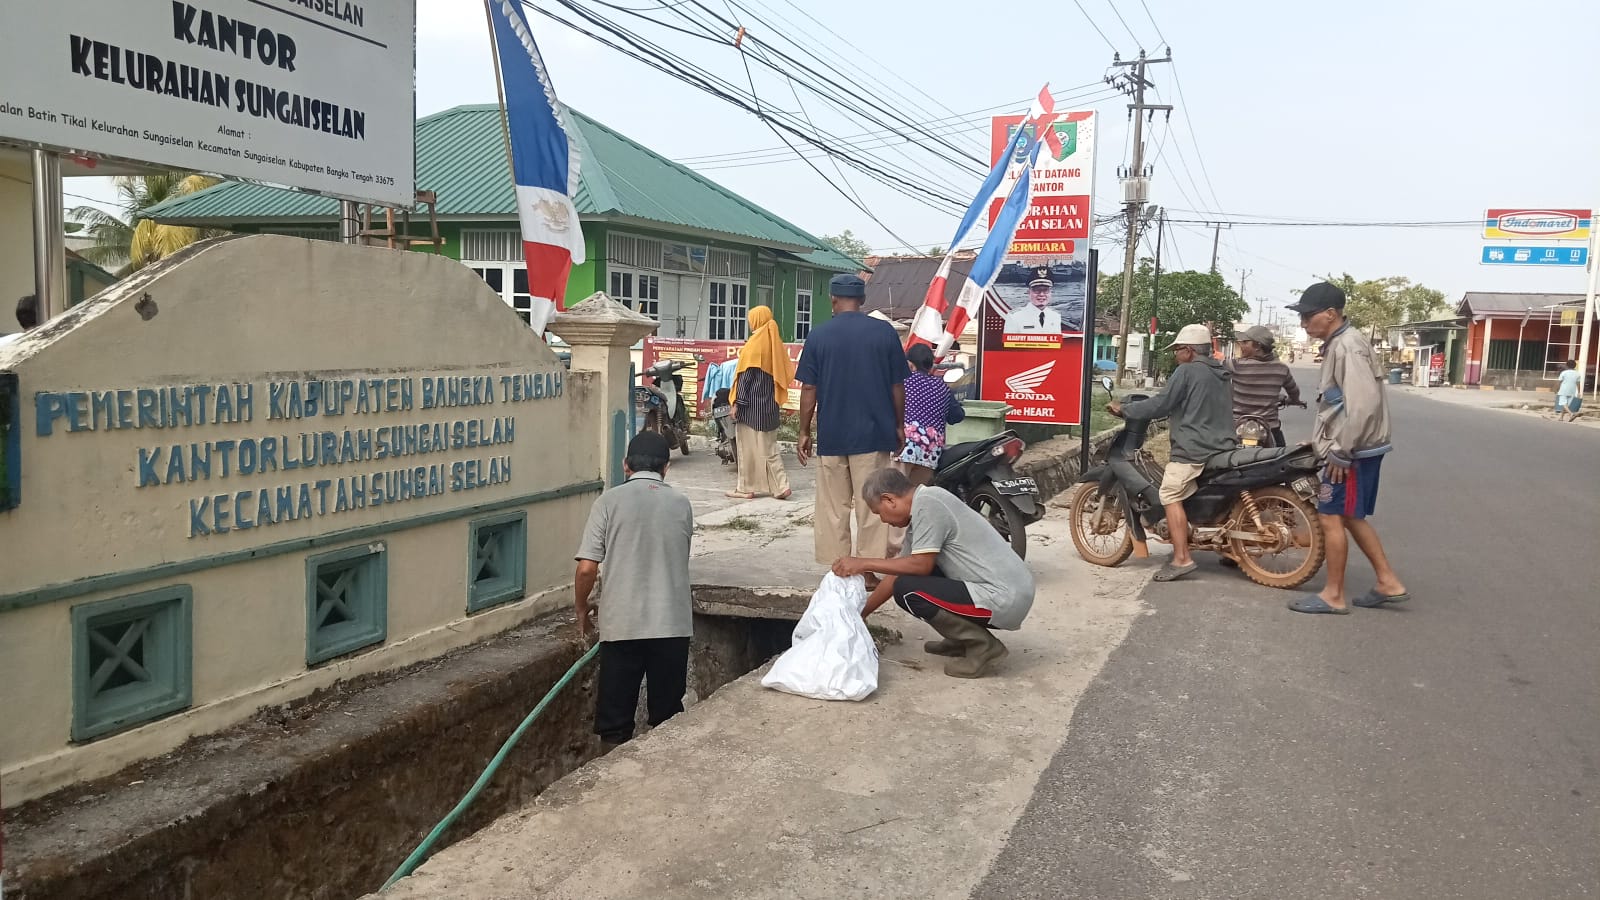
<box><xmin>1285</xmin><ymin>281</ymin><xmax>1408</xmax><ymax>615</ymax></box>
<box><xmin>1107</xmin><ymin>323</ymin><xmax>1237</xmax><ymax>582</ymax></box>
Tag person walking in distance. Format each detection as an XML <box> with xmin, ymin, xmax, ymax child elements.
<box><xmin>1106</xmin><ymin>323</ymin><xmax>1237</xmax><ymax>582</ymax></box>
<box><xmin>727</xmin><ymin>306</ymin><xmax>793</xmax><ymax>500</ymax></box>
<box><xmin>1286</xmin><ymin>282</ymin><xmax>1409</xmax><ymax>615</ymax></box>
<box><xmin>795</xmin><ymin>274</ymin><xmax>908</xmax><ymax>566</ymax></box>
<box><xmin>1554</xmin><ymin>359</ymin><xmax>1582</xmax><ymax>423</ymax></box>
<box><xmin>573</xmin><ymin>431</ymin><xmax>695</xmax><ymax>747</ymax></box>
<box><xmin>1228</xmin><ymin>324</ymin><xmax>1304</xmax><ymax>447</ymax></box>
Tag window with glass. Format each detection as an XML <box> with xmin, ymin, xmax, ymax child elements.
<box><xmin>729</xmin><ymin>283</ymin><xmax>750</xmax><ymax>341</ymax></box>
<box><xmin>707</xmin><ymin>281</ymin><xmax>730</xmax><ymax>340</ymax></box>
<box><xmin>635</xmin><ymin>274</ymin><xmax>660</xmax><ymax>318</ymax></box>
<box><xmin>609</xmin><ymin>270</ymin><xmax>633</xmax><ymax>303</ymax></box>
<box><xmin>795</xmin><ymin>270</ymin><xmax>813</xmax><ymax>341</ymax></box>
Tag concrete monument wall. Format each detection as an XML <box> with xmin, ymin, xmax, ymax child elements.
<box><xmin>0</xmin><ymin>235</ymin><xmax>606</xmax><ymax>804</ymax></box>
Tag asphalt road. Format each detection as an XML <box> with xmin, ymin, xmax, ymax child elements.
<box><xmin>975</xmin><ymin>372</ymin><xmax>1600</xmax><ymax>900</ymax></box>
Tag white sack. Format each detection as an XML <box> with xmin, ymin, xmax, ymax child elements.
<box><xmin>761</xmin><ymin>573</ymin><xmax>879</xmax><ymax>701</ymax></box>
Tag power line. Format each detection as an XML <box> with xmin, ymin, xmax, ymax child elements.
<box><xmin>1070</xmin><ymin>0</ymin><xmax>1119</xmax><ymax>52</ymax></box>
<box><xmin>689</xmin><ymin>88</ymin><xmax>1127</xmax><ymax>170</ymax></box>
<box><xmin>523</xmin><ymin>0</ymin><xmax>971</xmax><ymax>213</ymax></box>
<box><xmin>1103</xmin><ymin>0</ymin><xmax>1144</xmax><ymax>47</ymax></box>
<box><xmin>677</xmin><ymin>81</ymin><xmax>1112</xmax><ymax>164</ymax></box>
<box><xmin>1137</xmin><ymin>0</ymin><xmax>1168</xmax><ymax>46</ymax></box>
<box><xmin>1164</xmin><ymin>217</ymin><xmax>1479</xmax><ymax>228</ymax></box>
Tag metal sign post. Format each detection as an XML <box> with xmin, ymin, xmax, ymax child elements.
<box><xmin>1079</xmin><ymin>251</ymin><xmax>1099</xmax><ymax>474</ymax></box>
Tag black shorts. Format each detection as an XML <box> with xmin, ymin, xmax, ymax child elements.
<box><xmin>893</xmin><ymin>575</ymin><xmax>992</xmax><ymax>625</ymax></box>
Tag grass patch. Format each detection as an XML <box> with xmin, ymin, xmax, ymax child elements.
<box><xmin>712</xmin><ymin>516</ymin><xmax>764</xmax><ymax>532</ymax></box>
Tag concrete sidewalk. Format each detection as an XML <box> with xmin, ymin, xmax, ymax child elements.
<box><xmin>375</xmin><ymin>510</ymin><xmax>1155</xmax><ymax>899</ymax></box>
<box><xmin>1393</xmin><ymin>383</ymin><xmax>1598</xmax><ymax>427</ymax></box>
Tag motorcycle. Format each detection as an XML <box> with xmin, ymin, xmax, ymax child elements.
<box><xmin>929</xmin><ymin>365</ymin><xmax>1042</xmax><ymax>559</ymax></box>
<box><xmin>633</xmin><ymin>359</ymin><xmax>693</xmax><ymax>455</ymax></box>
<box><xmin>1069</xmin><ymin>377</ymin><xmax>1326</xmax><ymax>589</ymax></box>
<box><xmin>710</xmin><ymin>388</ymin><xmax>736</xmax><ymax>465</ymax></box>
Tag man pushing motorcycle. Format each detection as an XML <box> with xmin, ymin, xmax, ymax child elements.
<box><xmin>1106</xmin><ymin>323</ymin><xmax>1238</xmax><ymax>582</ymax></box>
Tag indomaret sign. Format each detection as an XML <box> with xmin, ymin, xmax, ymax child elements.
<box><xmin>0</xmin><ymin>0</ymin><xmax>415</xmax><ymax>207</ymax></box>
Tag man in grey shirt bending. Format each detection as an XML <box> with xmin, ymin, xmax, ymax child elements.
<box><xmin>833</xmin><ymin>468</ymin><xmax>1035</xmax><ymax>678</ymax></box>
<box><xmin>574</xmin><ymin>430</ymin><xmax>695</xmax><ymax>746</ymax></box>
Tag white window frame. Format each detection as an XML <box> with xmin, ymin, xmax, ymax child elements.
<box><xmin>795</xmin><ymin>269</ymin><xmax>814</xmax><ymax>341</ymax></box>
<box><xmin>464</xmin><ymin>260</ymin><xmax>533</xmax><ymax>324</ymax></box>
<box><xmin>608</xmin><ymin>267</ymin><xmax>660</xmax><ymax>319</ymax></box>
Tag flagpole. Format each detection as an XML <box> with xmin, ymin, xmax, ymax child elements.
<box><xmin>483</xmin><ymin>0</ymin><xmax>516</xmax><ymax>183</ymax></box>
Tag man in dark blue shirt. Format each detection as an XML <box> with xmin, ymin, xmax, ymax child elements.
<box><xmin>796</xmin><ymin>274</ymin><xmax>908</xmax><ymax>565</ymax></box>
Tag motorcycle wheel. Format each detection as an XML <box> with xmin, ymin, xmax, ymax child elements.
<box><xmin>1068</xmin><ymin>483</ymin><xmax>1134</xmax><ymax>567</ymax></box>
<box><xmin>677</xmin><ymin>426</ymin><xmax>692</xmax><ymax>455</ymax></box>
<box><xmin>1228</xmin><ymin>485</ymin><xmax>1326</xmax><ymax>589</ymax></box>
<box><xmin>968</xmin><ymin>483</ymin><xmax>1028</xmax><ymax>559</ymax></box>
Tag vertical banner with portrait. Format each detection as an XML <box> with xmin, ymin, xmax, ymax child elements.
<box><xmin>979</xmin><ymin>110</ymin><xmax>1097</xmax><ymax>425</ymax></box>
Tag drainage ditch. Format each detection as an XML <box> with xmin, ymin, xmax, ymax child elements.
<box><xmin>6</xmin><ymin>603</ymin><xmax>799</xmax><ymax>900</ymax></box>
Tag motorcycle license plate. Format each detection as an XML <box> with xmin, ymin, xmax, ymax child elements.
<box><xmin>1292</xmin><ymin>476</ymin><xmax>1318</xmax><ymax>498</ymax></box>
<box><xmin>995</xmin><ymin>476</ymin><xmax>1039</xmax><ymax>496</ymax></box>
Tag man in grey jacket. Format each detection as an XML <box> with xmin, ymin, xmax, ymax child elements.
<box><xmin>1108</xmin><ymin>323</ymin><xmax>1236</xmax><ymax>582</ymax></box>
<box><xmin>1285</xmin><ymin>283</ymin><xmax>1409</xmax><ymax>615</ymax></box>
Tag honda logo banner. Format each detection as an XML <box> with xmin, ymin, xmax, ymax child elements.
<box><xmin>979</xmin><ymin>326</ymin><xmax>1087</xmax><ymax>425</ymax></box>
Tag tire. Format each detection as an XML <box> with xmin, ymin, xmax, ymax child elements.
<box><xmin>677</xmin><ymin>426</ymin><xmax>692</xmax><ymax>455</ymax></box>
<box><xmin>1068</xmin><ymin>483</ymin><xmax>1134</xmax><ymax>567</ymax></box>
<box><xmin>1229</xmin><ymin>485</ymin><xmax>1326</xmax><ymax>589</ymax></box>
<box><xmin>968</xmin><ymin>483</ymin><xmax>1028</xmax><ymax>559</ymax></box>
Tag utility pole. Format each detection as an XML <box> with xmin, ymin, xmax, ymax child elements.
<box><xmin>1147</xmin><ymin>207</ymin><xmax>1165</xmax><ymax>382</ymax></box>
<box><xmin>1110</xmin><ymin>49</ymin><xmax>1173</xmax><ymax>382</ymax></box>
<box><xmin>1209</xmin><ymin>222</ymin><xmax>1231</xmax><ymax>274</ymax></box>
<box><xmin>1239</xmin><ymin>268</ymin><xmax>1251</xmax><ymax>321</ymax></box>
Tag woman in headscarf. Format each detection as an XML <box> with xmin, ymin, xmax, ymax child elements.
<box><xmin>726</xmin><ymin>306</ymin><xmax>793</xmax><ymax>500</ymax></box>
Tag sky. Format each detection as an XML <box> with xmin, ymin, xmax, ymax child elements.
<box><xmin>67</xmin><ymin>0</ymin><xmax>1600</xmax><ymax>320</ymax></box>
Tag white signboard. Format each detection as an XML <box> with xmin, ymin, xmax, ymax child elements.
<box><xmin>0</xmin><ymin>1</ymin><xmax>415</xmax><ymax>207</ymax></box>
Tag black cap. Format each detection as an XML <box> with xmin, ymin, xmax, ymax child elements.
<box><xmin>1287</xmin><ymin>282</ymin><xmax>1347</xmax><ymax>315</ymax></box>
<box><xmin>829</xmin><ymin>273</ymin><xmax>866</xmax><ymax>299</ymax></box>
<box><xmin>1028</xmin><ymin>266</ymin><xmax>1053</xmax><ymax>288</ymax></box>
<box><xmin>626</xmin><ymin>430</ymin><xmax>672</xmax><ymax>463</ymax></box>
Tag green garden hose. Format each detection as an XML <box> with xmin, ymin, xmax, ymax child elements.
<box><xmin>381</xmin><ymin>642</ymin><xmax>601</xmax><ymax>890</ymax></box>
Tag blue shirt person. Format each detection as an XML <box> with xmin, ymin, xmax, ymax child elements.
<box><xmin>795</xmin><ymin>274</ymin><xmax>908</xmax><ymax>565</ymax></box>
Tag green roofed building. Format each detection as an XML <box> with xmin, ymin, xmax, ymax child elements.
<box><xmin>143</xmin><ymin>104</ymin><xmax>864</xmax><ymax>342</ymax></box>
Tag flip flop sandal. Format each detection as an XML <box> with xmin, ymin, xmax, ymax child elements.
<box><xmin>1352</xmin><ymin>589</ymin><xmax>1410</xmax><ymax>608</ymax></box>
<box><xmin>724</xmin><ymin>491</ymin><xmax>755</xmax><ymax>499</ymax></box>
<box><xmin>1152</xmin><ymin>561</ymin><xmax>1198</xmax><ymax>582</ymax></box>
<box><xmin>1288</xmin><ymin>595</ymin><xmax>1350</xmax><ymax>615</ymax></box>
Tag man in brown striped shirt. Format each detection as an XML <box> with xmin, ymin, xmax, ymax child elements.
<box><xmin>1227</xmin><ymin>325</ymin><xmax>1304</xmax><ymax>447</ymax></box>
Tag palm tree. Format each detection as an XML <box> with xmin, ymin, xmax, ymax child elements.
<box><xmin>69</xmin><ymin>172</ymin><xmax>224</xmax><ymax>275</ymax></box>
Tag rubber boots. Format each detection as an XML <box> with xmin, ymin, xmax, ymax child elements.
<box><xmin>927</xmin><ymin>610</ymin><xmax>1008</xmax><ymax>678</ymax></box>
<box><xmin>923</xmin><ymin>636</ymin><xmax>963</xmax><ymax>657</ymax></box>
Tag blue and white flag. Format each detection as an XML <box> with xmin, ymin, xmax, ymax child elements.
<box><xmin>485</xmin><ymin>0</ymin><xmax>586</xmax><ymax>332</ymax></box>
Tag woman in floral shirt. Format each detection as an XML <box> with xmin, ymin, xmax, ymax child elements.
<box><xmin>898</xmin><ymin>344</ymin><xmax>965</xmax><ymax>483</ymax></box>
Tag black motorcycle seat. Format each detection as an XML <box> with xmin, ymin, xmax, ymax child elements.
<box><xmin>1204</xmin><ymin>446</ymin><xmax>1289</xmax><ymax>471</ymax></box>
<box><xmin>939</xmin><ymin>440</ymin><xmax>990</xmax><ymax>466</ymax></box>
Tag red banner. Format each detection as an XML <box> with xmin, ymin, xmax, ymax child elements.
<box><xmin>980</xmin><ymin>332</ymin><xmax>1086</xmax><ymax>425</ymax></box>
<box><xmin>641</xmin><ymin>337</ymin><xmax>803</xmax><ymax>417</ymax></box>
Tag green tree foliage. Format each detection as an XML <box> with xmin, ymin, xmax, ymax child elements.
<box><xmin>1318</xmin><ymin>274</ymin><xmax>1448</xmax><ymax>335</ymax></box>
<box><xmin>820</xmin><ymin>229</ymin><xmax>872</xmax><ymax>263</ymax></box>
<box><xmin>1097</xmin><ymin>259</ymin><xmax>1250</xmax><ymax>338</ymax></box>
<box><xmin>68</xmin><ymin>172</ymin><xmax>223</xmax><ymax>275</ymax></box>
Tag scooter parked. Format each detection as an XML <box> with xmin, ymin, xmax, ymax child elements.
<box><xmin>710</xmin><ymin>388</ymin><xmax>736</xmax><ymax>465</ymax></box>
<box><xmin>633</xmin><ymin>360</ymin><xmax>693</xmax><ymax>455</ymax></box>
<box><xmin>927</xmin><ymin>364</ymin><xmax>1042</xmax><ymax>559</ymax></box>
